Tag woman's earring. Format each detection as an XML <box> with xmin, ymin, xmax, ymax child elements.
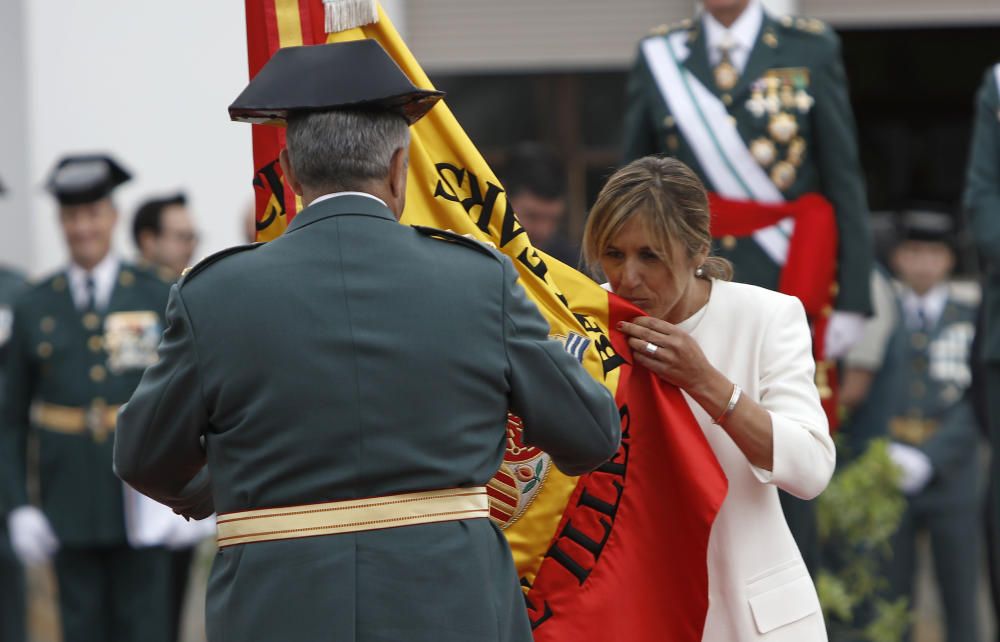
<box><xmin>695</xmin><ymin>265</ymin><xmax>705</xmax><ymax>278</ymax></box>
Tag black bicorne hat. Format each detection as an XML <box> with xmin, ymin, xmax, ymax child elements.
<box><xmin>46</xmin><ymin>154</ymin><xmax>132</xmax><ymax>206</ymax></box>
<box><xmin>228</xmin><ymin>40</ymin><xmax>444</xmax><ymax>126</ymax></box>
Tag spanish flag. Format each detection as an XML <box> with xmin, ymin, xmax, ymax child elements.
<box><xmin>243</xmin><ymin>1</ymin><xmax>728</xmax><ymax>639</ymax></box>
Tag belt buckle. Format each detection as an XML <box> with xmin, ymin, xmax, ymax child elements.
<box><xmin>87</xmin><ymin>400</ymin><xmax>109</xmax><ymax>443</ymax></box>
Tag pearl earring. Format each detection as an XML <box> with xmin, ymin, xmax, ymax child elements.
<box><xmin>695</xmin><ymin>265</ymin><xmax>705</xmax><ymax>278</ymax></box>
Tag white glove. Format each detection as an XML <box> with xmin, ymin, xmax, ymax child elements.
<box><xmin>824</xmin><ymin>311</ymin><xmax>866</xmax><ymax>360</ymax></box>
<box><xmin>888</xmin><ymin>442</ymin><xmax>934</xmax><ymax>496</ymax></box>
<box><xmin>7</xmin><ymin>506</ymin><xmax>59</xmax><ymax>565</ymax></box>
<box><xmin>162</xmin><ymin>514</ymin><xmax>216</xmax><ymax>550</ymax></box>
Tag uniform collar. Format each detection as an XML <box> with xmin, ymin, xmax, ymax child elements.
<box><xmin>67</xmin><ymin>253</ymin><xmax>120</xmax><ymax>311</ymax></box>
<box><xmin>310</xmin><ymin>191</ymin><xmax>388</xmax><ymax>209</ymax></box>
<box><xmin>703</xmin><ymin>0</ymin><xmax>764</xmax><ymax>71</ymax></box>
<box><xmin>902</xmin><ymin>283</ymin><xmax>949</xmax><ymax>329</ymax></box>
<box><xmin>286</xmin><ymin>192</ymin><xmax>397</xmax><ymax>234</ymax></box>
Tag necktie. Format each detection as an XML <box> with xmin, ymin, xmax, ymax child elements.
<box><xmin>85</xmin><ymin>275</ymin><xmax>97</xmax><ymax>312</ymax></box>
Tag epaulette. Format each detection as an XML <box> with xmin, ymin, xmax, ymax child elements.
<box><xmin>411</xmin><ymin>226</ymin><xmax>502</xmax><ymax>260</ymax></box>
<box><xmin>128</xmin><ymin>262</ymin><xmax>176</xmax><ymax>285</ymax></box>
<box><xmin>777</xmin><ymin>15</ymin><xmax>828</xmax><ymax>35</ymax></box>
<box><xmin>649</xmin><ymin>18</ymin><xmax>691</xmax><ymax>37</ymax></box>
<box><xmin>179</xmin><ymin>242</ymin><xmax>263</xmax><ymax>286</ymax></box>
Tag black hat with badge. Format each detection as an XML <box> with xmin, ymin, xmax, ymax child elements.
<box><xmin>228</xmin><ymin>39</ymin><xmax>445</xmax><ymax>126</ymax></box>
<box><xmin>896</xmin><ymin>205</ymin><xmax>957</xmax><ymax>249</ymax></box>
<box><xmin>46</xmin><ymin>154</ymin><xmax>132</xmax><ymax>206</ymax></box>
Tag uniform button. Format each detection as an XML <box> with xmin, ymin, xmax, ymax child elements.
<box><xmin>829</xmin><ymin>283</ymin><xmax>840</xmax><ymax>297</ymax></box>
<box><xmin>821</xmin><ymin>305</ymin><xmax>833</xmax><ymax>318</ymax></box>
<box><xmin>666</xmin><ymin>134</ymin><xmax>680</xmax><ymax>151</ymax></box>
<box><xmin>90</xmin><ymin>365</ymin><xmax>107</xmax><ymax>383</ymax></box>
<box><xmin>119</xmin><ymin>270</ymin><xmax>135</xmax><ymax>287</ymax></box>
<box><xmin>721</xmin><ymin>235</ymin><xmax>737</xmax><ymax>250</ymax></box>
<box><xmin>911</xmin><ymin>382</ymin><xmax>926</xmax><ymax>398</ymax></box>
<box><xmin>88</xmin><ymin>336</ymin><xmax>103</xmax><ymax>353</ymax></box>
<box><xmin>721</xmin><ymin>94</ymin><xmax>733</xmax><ymax>106</ymax></box>
<box><xmin>663</xmin><ymin>115</ymin><xmax>676</xmax><ymax>128</ymax></box>
<box><xmin>912</xmin><ymin>333</ymin><xmax>928</xmax><ymax>349</ymax></box>
<box><xmin>37</xmin><ymin>342</ymin><xmax>52</xmax><ymax>358</ymax></box>
<box><xmin>40</xmin><ymin>317</ymin><xmax>56</xmax><ymax>333</ymax></box>
<box><xmin>83</xmin><ymin>313</ymin><xmax>101</xmax><ymax>331</ymax></box>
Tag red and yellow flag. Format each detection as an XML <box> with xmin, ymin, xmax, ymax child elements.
<box><xmin>243</xmin><ymin>2</ymin><xmax>728</xmax><ymax>638</ymax></box>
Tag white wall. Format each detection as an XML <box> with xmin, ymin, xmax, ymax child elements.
<box><xmin>17</xmin><ymin>0</ymin><xmax>253</xmax><ymax>278</ymax></box>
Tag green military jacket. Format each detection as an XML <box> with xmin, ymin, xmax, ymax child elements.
<box><xmin>964</xmin><ymin>63</ymin><xmax>1000</xmax><ymax>362</ymax></box>
<box><xmin>624</xmin><ymin>12</ymin><xmax>872</xmax><ymax>314</ymax></box>
<box><xmin>0</xmin><ymin>267</ymin><xmax>26</xmax><ymax>524</ymax></box>
<box><xmin>1</xmin><ymin>261</ymin><xmax>169</xmax><ymax>546</ymax></box>
<box><xmin>114</xmin><ymin>195</ymin><xmax>621</xmax><ymax>642</ymax></box>
<box><xmin>890</xmin><ymin>285</ymin><xmax>979</xmax><ymax>508</ymax></box>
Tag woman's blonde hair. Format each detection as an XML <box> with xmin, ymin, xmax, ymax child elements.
<box><xmin>583</xmin><ymin>156</ymin><xmax>733</xmax><ymax>282</ymax></box>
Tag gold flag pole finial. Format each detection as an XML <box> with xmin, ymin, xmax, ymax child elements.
<box><xmin>325</xmin><ymin>0</ymin><xmax>380</xmax><ymax>33</ymax></box>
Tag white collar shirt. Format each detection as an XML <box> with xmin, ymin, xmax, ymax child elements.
<box><xmin>310</xmin><ymin>192</ymin><xmax>389</xmax><ymax>209</ymax></box>
<box><xmin>902</xmin><ymin>283</ymin><xmax>949</xmax><ymax>331</ymax></box>
<box><xmin>703</xmin><ymin>0</ymin><xmax>764</xmax><ymax>73</ymax></box>
<box><xmin>67</xmin><ymin>253</ymin><xmax>120</xmax><ymax>312</ymax></box>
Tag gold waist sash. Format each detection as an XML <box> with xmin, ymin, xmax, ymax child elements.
<box><xmin>31</xmin><ymin>402</ymin><xmax>120</xmax><ymax>443</ymax></box>
<box><xmin>216</xmin><ymin>486</ymin><xmax>490</xmax><ymax>548</ymax></box>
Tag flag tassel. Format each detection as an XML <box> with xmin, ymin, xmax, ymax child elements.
<box><xmin>324</xmin><ymin>0</ymin><xmax>379</xmax><ymax>33</ymax></box>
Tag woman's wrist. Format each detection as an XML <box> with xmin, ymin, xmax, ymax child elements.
<box><xmin>690</xmin><ymin>369</ymin><xmax>734</xmax><ymax>420</ymax></box>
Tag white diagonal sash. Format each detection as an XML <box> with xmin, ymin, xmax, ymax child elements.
<box><xmin>641</xmin><ymin>33</ymin><xmax>793</xmax><ymax>264</ymax></box>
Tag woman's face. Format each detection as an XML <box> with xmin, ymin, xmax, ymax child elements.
<box><xmin>600</xmin><ymin>215</ymin><xmax>703</xmax><ymax>322</ymax></box>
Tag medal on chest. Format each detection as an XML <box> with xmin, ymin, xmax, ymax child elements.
<box><xmin>103</xmin><ymin>311</ymin><xmax>161</xmax><ymax>373</ymax></box>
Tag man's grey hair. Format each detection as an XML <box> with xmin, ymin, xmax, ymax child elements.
<box><xmin>285</xmin><ymin>109</ymin><xmax>411</xmax><ymax>193</ymax></box>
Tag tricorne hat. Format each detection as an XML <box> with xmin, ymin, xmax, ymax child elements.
<box><xmin>46</xmin><ymin>154</ymin><xmax>132</xmax><ymax>206</ymax></box>
<box><xmin>229</xmin><ymin>39</ymin><xmax>444</xmax><ymax>126</ymax></box>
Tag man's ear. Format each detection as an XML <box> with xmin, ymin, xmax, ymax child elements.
<box><xmin>279</xmin><ymin>148</ymin><xmax>304</xmax><ymax>196</ymax></box>
<box><xmin>388</xmin><ymin>147</ymin><xmax>408</xmax><ymax>201</ymax></box>
<box><xmin>137</xmin><ymin>229</ymin><xmax>157</xmax><ymax>256</ymax></box>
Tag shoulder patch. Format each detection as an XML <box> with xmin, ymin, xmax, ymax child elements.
<box><xmin>179</xmin><ymin>243</ymin><xmax>264</xmax><ymax>286</ymax></box>
<box><xmin>411</xmin><ymin>226</ymin><xmax>502</xmax><ymax>260</ymax></box>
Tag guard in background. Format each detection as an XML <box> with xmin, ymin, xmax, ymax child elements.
<box><xmin>963</xmin><ymin>61</ymin><xmax>1000</xmax><ymax>633</ymax></box>
<box><xmin>0</xmin><ymin>175</ymin><xmax>28</xmax><ymax>642</ymax></box>
<box><xmin>622</xmin><ymin>0</ymin><xmax>873</xmax><ymax>572</ymax></box>
<box><xmin>885</xmin><ymin>209</ymin><xmax>980</xmax><ymax>642</ymax></box>
<box><xmin>2</xmin><ymin>155</ymin><xmax>172</xmax><ymax>642</ymax></box>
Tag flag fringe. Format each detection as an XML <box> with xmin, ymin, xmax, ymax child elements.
<box><xmin>324</xmin><ymin>0</ymin><xmax>379</xmax><ymax>33</ymax></box>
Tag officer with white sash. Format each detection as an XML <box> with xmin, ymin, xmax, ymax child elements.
<box><xmin>623</xmin><ymin>0</ymin><xmax>874</xmax><ymax>572</ymax></box>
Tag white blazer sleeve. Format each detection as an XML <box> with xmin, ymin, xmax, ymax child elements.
<box><xmin>749</xmin><ymin>296</ymin><xmax>835</xmax><ymax>499</ymax></box>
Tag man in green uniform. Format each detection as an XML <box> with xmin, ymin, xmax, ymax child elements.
<box><xmin>964</xmin><ymin>60</ymin><xmax>1000</xmax><ymax>637</ymax></box>
<box><xmin>0</xmin><ymin>176</ymin><xmax>28</xmax><ymax>642</ymax></box>
<box><xmin>2</xmin><ymin>155</ymin><xmax>171</xmax><ymax>642</ymax></box>
<box><xmin>884</xmin><ymin>209</ymin><xmax>979</xmax><ymax>642</ymax></box>
<box><xmin>623</xmin><ymin>0</ymin><xmax>873</xmax><ymax>569</ymax></box>
<box><xmin>114</xmin><ymin>41</ymin><xmax>621</xmax><ymax>642</ymax></box>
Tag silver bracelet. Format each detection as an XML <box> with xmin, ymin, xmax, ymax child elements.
<box><xmin>713</xmin><ymin>384</ymin><xmax>742</xmax><ymax>427</ymax></box>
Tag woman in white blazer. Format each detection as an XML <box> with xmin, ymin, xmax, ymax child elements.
<box><xmin>583</xmin><ymin>157</ymin><xmax>835</xmax><ymax>641</ymax></box>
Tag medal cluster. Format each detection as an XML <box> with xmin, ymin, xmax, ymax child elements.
<box><xmin>745</xmin><ymin>69</ymin><xmax>813</xmax><ymax>191</ymax></box>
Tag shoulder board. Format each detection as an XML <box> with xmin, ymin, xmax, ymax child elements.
<box><xmin>411</xmin><ymin>226</ymin><xmax>502</xmax><ymax>260</ymax></box>
<box><xmin>948</xmin><ymin>280</ymin><xmax>981</xmax><ymax>307</ymax></box>
<box><xmin>649</xmin><ymin>18</ymin><xmax>692</xmax><ymax>37</ymax></box>
<box><xmin>123</xmin><ymin>262</ymin><xmax>173</xmax><ymax>285</ymax></box>
<box><xmin>179</xmin><ymin>243</ymin><xmax>264</xmax><ymax>286</ymax></box>
<box><xmin>777</xmin><ymin>15</ymin><xmax>828</xmax><ymax>35</ymax></box>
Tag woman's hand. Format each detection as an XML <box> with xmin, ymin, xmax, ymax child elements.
<box><xmin>618</xmin><ymin>316</ymin><xmax>774</xmax><ymax>470</ymax></box>
<box><xmin>618</xmin><ymin>317</ymin><xmax>721</xmax><ymax>399</ymax></box>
